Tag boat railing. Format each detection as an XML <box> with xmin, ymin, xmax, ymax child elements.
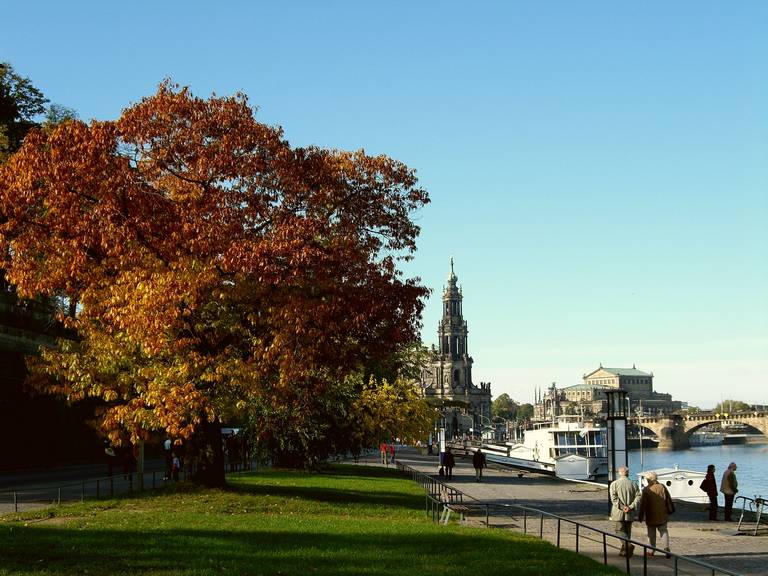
<box><xmin>735</xmin><ymin>495</ymin><xmax>767</xmax><ymax>536</ymax></box>
<box><xmin>396</xmin><ymin>461</ymin><xmax>744</xmax><ymax>576</ymax></box>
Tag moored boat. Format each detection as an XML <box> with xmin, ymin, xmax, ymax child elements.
<box><xmin>469</xmin><ymin>416</ymin><xmax>608</xmax><ymax>481</ymax></box>
<box><xmin>638</xmin><ymin>465</ymin><xmax>708</xmax><ymax>504</ymax></box>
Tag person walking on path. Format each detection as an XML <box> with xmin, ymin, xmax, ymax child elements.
<box><xmin>389</xmin><ymin>440</ymin><xmax>396</xmax><ymax>464</ymax></box>
<box><xmin>609</xmin><ymin>465</ymin><xmax>641</xmax><ymax>558</ymax></box>
<box><xmin>171</xmin><ymin>452</ymin><xmax>181</xmax><ymax>482</ymax></box>
<box><xmin>380</xmin><ymin>441</ymin><xmax>388</xmax><ymax>466</ymax></box>
<box><xmin>699</xmin><ymin>464</ymin><xmax>719</xmax><ymax>521</ymax></box>
<box><xmin>163</xmin><ymin>438</ymin><xmax>172</xmax><ymax>480</ymax></box>
<box><xmin>720</xmin><ymin>462</ymin><xmax>738</xmax><ymax>521</ymax></box>
<box><xmin>472</xmin><ymin>448</ymin><xmax>487</xmax><ymax>482</ymax></box>
<box><xmin>443</xmin><ymin>447</ymin><xmax>456</xmax><ymax>479</ymax></box>
<box><xmin>638</xmin><ymin>471</ymin><xmax>675</xmax><ymax>558</ymax></box>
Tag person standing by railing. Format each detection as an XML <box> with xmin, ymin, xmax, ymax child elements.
<box><xmin>699</xmin><ymin>464</ymin><xmax>718</xmax><ymax>521</ymax></box>
<box><xmin>720</xmin><ymin>462</ymin><xmax>738</xmax><ymax>521</ymax></box>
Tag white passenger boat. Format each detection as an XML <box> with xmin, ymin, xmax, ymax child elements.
<box><xmin>689</xmin><ymin>431</ymin><xmax>724</xmax><ymax>446</ymax></box>
<box><xmin>473</xmin><ymin>416</ymin><xmax>608</xmax><ymax>481</ymax></box>
<box><xmin>638</xmin><ymin>465</ymin><xmax>708</xmax><ymax>504</ymax></box>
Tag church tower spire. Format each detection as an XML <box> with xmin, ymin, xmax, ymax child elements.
<box><xmin>438</xmin><ymin>257</ymin><xmax>468</xmax><ymax>360</ymax></box>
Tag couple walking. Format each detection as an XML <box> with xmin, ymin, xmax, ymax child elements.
<box><xmin>609</xmin><ymin>466</ymin><xmax>675</xmax><ymax>559</ymax></box>
<box><xmin>440</xmin><ymin>447</ymin><xmax>487</xmax><ymax>481</ymax></box>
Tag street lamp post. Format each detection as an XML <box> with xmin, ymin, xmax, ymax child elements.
<box><xmin>605</xmin><ymin>389</ymin><xmax>628</xmax><ymax>486</ymax></box>
<box><xmin>636</xmin><ymin>399</ymin><xmax>644</xmax><ymax>473</ymax></box>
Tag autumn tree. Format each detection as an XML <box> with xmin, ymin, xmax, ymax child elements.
<box><xmin>347</xmin><ymin>375</ymin><xmax>436</xmax><ymax>452</ymax></box>
<box><xmin>0</xmin><ymin>82</ymin><xmax>429</xmax><ymax>485</ymax></box>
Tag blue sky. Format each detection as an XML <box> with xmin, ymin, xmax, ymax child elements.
<box><xmin>4</xmin><ymin>2</ymin><xmax>766</xmax><ymax>408</ymax></box>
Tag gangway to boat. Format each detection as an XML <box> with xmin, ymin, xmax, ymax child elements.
<box><xmin>736</xmin><ymin>495</ymin><xmax>767</xmax><ymax>536</ymax></box>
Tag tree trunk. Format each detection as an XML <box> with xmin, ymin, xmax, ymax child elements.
<box><xmin>194</xmin><ymin>419</ymin><xmax>226</xmax><ymax>487</ymax></box>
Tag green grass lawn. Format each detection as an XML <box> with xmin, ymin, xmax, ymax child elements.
<box><xmin>0</xmin><ymin>465</ymin><xmax>621</xmax><ymax>576</ymax></box>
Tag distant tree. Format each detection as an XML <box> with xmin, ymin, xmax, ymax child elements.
<box><xmin>713</xmin><ymin>400</ymin><xmax>753</xmax><ymax>414</ymax></box>
<box><xmin>42</xmin><ymin>103</ymin><xmax>78</xmax><ymax>130</ymax></box>
<box><xmin>0</xmin><ymin>62</ymin><xmax>48</xmax><ymax>161</ymax></box>
<box><xmin>516</xmin><ymin>403</ymin><xmax>534</xmax><ymax>421</ymax></box>
<box><xmin>491</xmin><ymin>393</ymin><xmax>518</xmax><ymax>420</ymax></box>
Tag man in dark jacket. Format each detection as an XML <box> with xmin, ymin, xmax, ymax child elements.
<box><xmin>443</xmin><ymin>447</ymin><xmax>455</xmax><ymax>479</ymax></box>
<box><xmin>472</xmin><ymin>448</ymin><xmax>487</xmax><ymax>482</ymax></box>
<box><xmin>699</xmin><ymin>464</ymin><xmax>718</xmax><ymax>521</ymax></box>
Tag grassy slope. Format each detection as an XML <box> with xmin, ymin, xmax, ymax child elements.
<box><xmin>0</xmin><ymin>465</ymin><xmax>621</xmax><ymax>576</ymax></box>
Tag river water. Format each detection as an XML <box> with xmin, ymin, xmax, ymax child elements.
<box><xmin>628</xmin><ymin>443</ymin><xmax>768</xmax><ymax>501</ymax></box>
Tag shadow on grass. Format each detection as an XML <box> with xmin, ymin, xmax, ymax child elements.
<box><xmin>225</xmin><ymin>464</ymin><xmax>425</xmax><ymax>510</ymax></box>
<box><xmin>226</xmin><ymin>481</ymin><xmax>424</xmax><ymax>510</ymax></box>
<box><xmin>0</xmin><ymin>524</ymin><xmax>616</xmax><ymax>576</ymax></box>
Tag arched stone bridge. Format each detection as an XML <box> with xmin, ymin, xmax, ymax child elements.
<box><xmin>629</xmin><ymin>412</ymin><xmax>768</xmax><ymax>450</ymax></box>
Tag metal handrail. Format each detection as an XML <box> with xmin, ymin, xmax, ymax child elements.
<box><xmin>396</xmin><ymin>461</ymin><xmax>744</xmax><ymax>576</ymax></box>
<box><xmin>736</xmin><ymin>494</ymin><xmax>766</xmax><ymax>536</ymax></box>
<box><xmin>0</xmin><ymin>467</ymin><xmax>178</xmax><ymax>513</ymax></box>
<box><xmin>1</xmin><ymin>458</ymin><xmax>256</xmax><ymax>513</ymax></box>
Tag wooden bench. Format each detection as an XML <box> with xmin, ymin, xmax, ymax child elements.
<box><xmin>440</xmin><ymin>502</ymin><xmax>470</xmax><ymax>524</ymax></box>
<box><xmin>438</xmin><ymin>485</ymin><xmax>469</xmax><ymax>525</ymax></box>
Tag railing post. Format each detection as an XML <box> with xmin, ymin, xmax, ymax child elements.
<box><xmin>575</xmin><ymin>525</ymin><xmax>579</xmax><ymax>553</ymax></box>
<box><xmin>539</xmin><ymin>513</ymin><xmax>544</xmax><ymax>538</ymax></box>
<box><xmin>602</xmin><ymin>533</ymin><xmax>607</xmax><ymax>565</ymax></box>
<box><xmin>486</xmin><ymin>504</ymin><xmax>489</xmax><ymax>528</ymax></box>
<box><xmin>57</xmin><ymin>487</ymin><xmax>61</xmax><ymax>506</ymax></box>
<box><xmin>625</xmin><ymin>544</ymin><xmax>630</xmax><ymax>573</ymax></box>
<box><xmin>523</xmin><ymin>509</ymin><xmax>527</xmax><ymax>533</ymax></box>
<box><xmin>81</xmin><ymin>482</ymin><xmax>85</xmax><ymax>502</ymax></box>
<box><xmin>13</xmin><ymin>491</ymin><xmax>18</xmax><ymax>513</ymax></box>
<box><xmin>556</xmin><ymin>518</ymin><xmax>561</xmax><ymax>547</ymax></box>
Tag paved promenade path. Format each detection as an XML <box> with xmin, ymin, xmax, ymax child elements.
<box><xmin>0</xmin><ymin>459</ymin><xmax>167</xmax><ymax>514</ymax></box>
<box><xmin>354</xmin><ymin>447</ymin><xmax>767</xmax><ymax>576</ymax></box>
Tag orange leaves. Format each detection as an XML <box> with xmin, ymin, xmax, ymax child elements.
<box><xmin>0</xmin><ymin>81</ymin><xmax>430</xmax><ymax>453</ymax></box>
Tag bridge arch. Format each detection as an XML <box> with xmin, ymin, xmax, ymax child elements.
<box><xmin>632</xmin><ymin>412</ymin><xmax>768</xmax><ymax>450</ymax></box>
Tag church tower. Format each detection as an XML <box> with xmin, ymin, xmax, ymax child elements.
<box><xmin>438</xmin><ymin>258</ymin><xmax>471</xmax><ymax>389</ymax></box>
<box><xmin>421</xmin><ymin>259</ymin><xmax>491</xmax><ymax>438</ymax></box>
